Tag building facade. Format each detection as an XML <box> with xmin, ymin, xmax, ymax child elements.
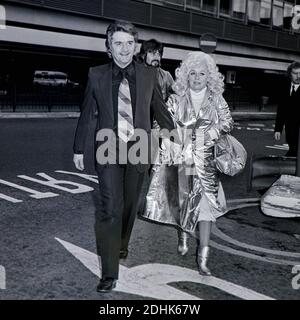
<box><xmin>0</xmin><ymin>0</ymin><xmax>300</xmax><ymax>111</ymax></box>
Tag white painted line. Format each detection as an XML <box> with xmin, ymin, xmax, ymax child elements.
<box><xmin>273</xmin><ymin>144</ymin><xmax>288</xmax><ymax>148</ymax></box>
<box><xmin>212</xmin><ymin>225</ymin><xmax>300</xmax><ymax>258</ymax></box>
<box><xmin>0</xmin><ymin>193</ymin><xmax>22</xmax><ymax>203</ymax></box>
<box><xmin>209</xmin><ymin>198</ymin><xmax>300</xmax><ymax>267</ymax></box>
<box><xmin>266</xmin><ymin>146</ymin><xmax>288</xmax><ymax>150</ymax></box>
<box><xmin>211</xmin><ymin>240</ymin><xmax>300</xmax><ymax>266</ymax></box>
<box><xmin>248</xmin><ymin>123</ymin><xmax>265</xmax><ymax>127</ymax></box>
<box><xmin>55</xmin><ymin>171</ymin><xmax>99</xmax><ymax>184</ymax></box>
<box><xmin>262</xmin><ymin>128</ymin><xmax>274</xmax><ymax>132</ymax></box>
<box><xmin>246</xmin><ymin>127</ymin><xmax>261</xmax><ymax>131</ymax></box>
<box><xmin>0</xmin><ymin>178</ymin><xmax>58</xmax><ymax>199</ymax></box>
<box><xmin>18</xmin><ymin>173</ymin><xmax>94</xmax><ymax>194</ymax></box>
<box><xmin>55</xmin><ymin>237</ymin><xmax>274</xmax><ymax>300</ymax></box>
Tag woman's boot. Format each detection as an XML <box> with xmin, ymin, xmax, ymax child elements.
<box><xmin>177</xmin><ymin>230</ymin><xmax>189</xmax><ymax>256</ymax></box>
<box><xmin>196</xmin><ymin>246</ymin><xmax>211</xmax><ymax>276</ymax></box>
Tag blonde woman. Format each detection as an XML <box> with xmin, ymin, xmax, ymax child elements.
<box><xmin>143</xmin><ymin>51</ymin><xmax>233</xmax><ymax>275</ymax></box>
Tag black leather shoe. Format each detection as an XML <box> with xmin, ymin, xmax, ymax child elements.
<box><xmin>96</xmin><ymin>278</ymin><xmax>117</xmax><ymax>293</ymax></box>
<box><xmin>119</xmin><ymin>249</ymin><xmax>128</xmax><ymax>259</ymax></box>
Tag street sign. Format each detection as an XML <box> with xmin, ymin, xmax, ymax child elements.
<box><xmin>199</xmin><ymin>33</ymin><xmax>217</xmax><ymax>53</ymax></box>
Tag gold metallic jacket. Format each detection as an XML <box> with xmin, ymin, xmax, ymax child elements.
<box><xmin>142</xmin><ymin>89</ymin><xmax>234</xmax><ymax>232</ymax></box>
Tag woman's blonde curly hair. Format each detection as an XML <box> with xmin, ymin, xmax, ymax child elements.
<box><xmin>172</xmin><ymin>51</ymin><xmax>224</xmax><ymax>96</ymax></box>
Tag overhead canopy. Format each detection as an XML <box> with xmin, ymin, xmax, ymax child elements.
<box><xmin>164</xmin><ymin>47</ymin><xmax>290</xmax><ymax>71</ymax></box>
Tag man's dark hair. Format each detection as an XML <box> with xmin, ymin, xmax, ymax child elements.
<box><xmin>105</xmin><ymin>20</ymin><xmax>138</xmax><ymax>57</ymax></box>
<box><xmin>287</xmin><ymin>61</ymin><xmax>300</xmax><ymax>78</ymax></box>
<box><xmin>136</xmin><ymin>39</ymin><xmax>164</xmax><ymax>64</ymax></box>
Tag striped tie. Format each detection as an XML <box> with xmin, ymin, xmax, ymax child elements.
<box><xmin>118</xmin><ymin>77</ymin><xmax>134</xmax><ymax>142</ymax></box>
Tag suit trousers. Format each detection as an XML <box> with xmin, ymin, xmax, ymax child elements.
<box><xmin>285</xmin><ymin>125</ymin><xmax>299</xmax><ymax>157</ymax></box>
<box><xmin>95</xmin><ymin>164</ymin><xmax>145</xmax><ymax>279</ymax></box>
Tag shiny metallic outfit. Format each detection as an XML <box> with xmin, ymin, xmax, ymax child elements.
<box><xmin>143</xmin><ymin>89</ymin><xmax>234</xmax><ymax>233</ymax></box>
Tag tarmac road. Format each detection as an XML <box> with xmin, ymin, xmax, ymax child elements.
<box><xmin>0</xmin><ymin>118</ymin><xmax>299</xmax><ymax>300</ymax></box>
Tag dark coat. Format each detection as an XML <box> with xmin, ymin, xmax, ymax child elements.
<box><xmin>73</xmin><ymin>61</ymin><xmax>175</xmax><ymax>172</ymax></box>
<box><xmin>275</xmin><ymin>81</ymin><xmax>300</xmax><ymax>149</ymax></box>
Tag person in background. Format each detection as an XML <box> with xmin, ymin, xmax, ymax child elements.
<box><xmin>137</xmin><ymin>38</ymin><xmax>174</xmax><ymax>101</ymax></box>
<box><xmin>274</xmin><ymin>61</ymin><xmax>300</xmax><ymax>157</ymax></box>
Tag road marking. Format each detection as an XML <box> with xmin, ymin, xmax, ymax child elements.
<box><xmin>212</xmin><ymin>225</ymin><xmax>300</xmax><ymax>259</ymax></box>
<box><xmin>0</xmin><ymin>193</ymin><xmax>22</xmax><ymax>203</ymax></box>
<box><xmin>18</xmin><ymin>173</ymin><xmax>94</xmax><ymax>194</ymax></box>
<box><xmin>0</xmin><ymin>178</ymin><xmax>58</xmax><ymax>200</ymax></box>
<box><xmin>233</xmin><ymin>124</ymin><xmax>275</xmax><ymax>132</ymax></box>
<box><xmin>246</xmin><ymin>127</ymin><xmax>261</xmax><ymax>131</ymax></box>
<box><xmin>0</xmin><ymin>265</ymin><xmax>6</xmax><ymax>290</ymax></box>
<box><xmin>211</xmin><ymin>241</ymin><xmax>300</xmax><ymax>266</ymax></box>
<box><xmin>55</xmin><ymin>237</ymin><xmax>274</xmax><ymax>300</ymax></box>
<box><xmin>55</xmin><ymin>171</ymin><xmax>99</xmax><ymax>184</ymax></box>
<box><xmin>266</xmin><ymin>144</ymin><xmax>289</xmax><ymax>150</ymax></box>
<box><xmin>262</xmin><ymin>128</ymin><xmax>274</xmax><ymax>132</ymax></box>
<box><xmin>0</xmin><ymin>171</ymin><xmax>98</xmax><ymax>203</ymax></box>
<box><xmin>248</xmin><ymin>123</ymin><xmax>265</xmax><ymax>127</ymax></box>
<box><xmin>211</xmin><ymin>198</ymin><xmax>300</xmax><ymax>266</ymax></box>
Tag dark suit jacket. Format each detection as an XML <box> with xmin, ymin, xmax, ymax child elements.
<box><xmin>73</xmin><ymin>61</ymin><xmax>175</xmax><ymax>171</ymax></box>
<box><xmin>275</xmin><ymin>81</ymin><xmax>300</xmax><ymax>144</ymax></box>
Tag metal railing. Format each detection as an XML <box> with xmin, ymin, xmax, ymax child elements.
<box><xmin>0</xmin><ymin>85</ymin><xmax>81</xmax><ymax>112</ymax></box>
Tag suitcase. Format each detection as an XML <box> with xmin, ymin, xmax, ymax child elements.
<box><xmin>260</xmin><ymin>174</ymin><xmax>300</xmax><ymax>218</ymax></box>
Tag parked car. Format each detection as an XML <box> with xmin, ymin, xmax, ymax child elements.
<box><xmin>33</xmin><ymin>70</ymin><xmax>79</xmax><ymax>88</ymax></box>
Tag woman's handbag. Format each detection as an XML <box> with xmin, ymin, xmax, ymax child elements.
<box><xmin>214</xmin><ymin>134</ymin><xmax>247</xmax><ymax>176</ymax></box>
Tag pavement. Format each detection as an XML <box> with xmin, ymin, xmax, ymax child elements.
<box><xmin>0</xmin><ymin>110</ymin><xmax>277</xmax><ymax>121</ymax></box>
<box><xmin>0</xmin><ymin>112</ymin><xmax>80</xmax><ymax>119</ymax></box>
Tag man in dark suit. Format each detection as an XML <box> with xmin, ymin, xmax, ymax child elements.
<box><xmin>275</xmin><ymin>61</ymin><xmax>300</xmax><ymax>157</ymax></box>
<box><xmin>73</xmin><ymin>20</ymin><xmax>175</xmax><ymax>293</ymax></box>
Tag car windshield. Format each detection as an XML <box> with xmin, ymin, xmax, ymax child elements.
<box><xmin>56</xmin><ymin>74</ymin><xmax>67</xmax><ymax>79</ymax></box>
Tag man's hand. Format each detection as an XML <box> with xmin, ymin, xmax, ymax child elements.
<box><xmin>274</xmin><ymin>132</ymin><xmax>281</xmax><ymax>141</ymax></box>
<box><xmin>73</xmin><ymin>154</ymin><xmax>84</xmax><ymax>171</ymax></box>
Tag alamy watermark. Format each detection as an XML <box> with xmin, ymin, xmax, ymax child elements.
<box><xmin>95</xmin><ymin>128</ymin><xmax>206</xmax><ymax>175</ymax></box>
<box><xmin>0</xmin><ymin>5</ymin><xmax>6</xmax><ymax>30</ymax></box>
